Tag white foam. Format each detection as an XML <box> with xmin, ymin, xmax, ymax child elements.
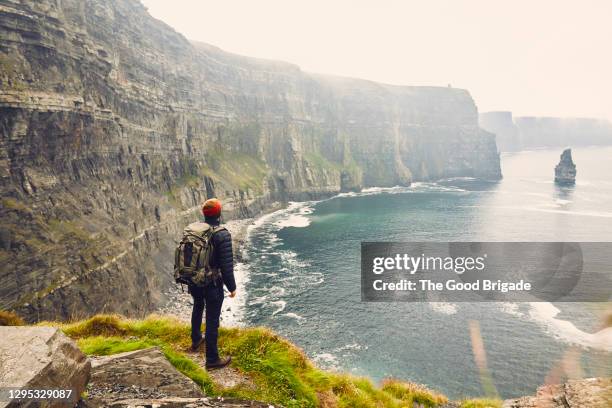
<box><xmin>528</xmin><ymin>302</ymin><xmax>612</xmax><ymax>352</ymax></box>
<box><xmin>497</xmin><ymin>302</ymin><xmax>524</xmax><ymax>318</ymax></box>
<box><xmin>271</xmin><ymin>300</ymin><xmax>287</xmax><ymax>315</ymax></box>
<box><xmin>313</xmin><ymin>352</ymin><xmax>340</xmax><ymax>370</ymax></box>
<box><xmin>273</xmin><ymin>202</ymin><xmax>315</xmax><ymax>229</ymax></box>
<box><xmin>284</xmin><ymin>312</ymin><xmax>304</xmax><ymax>321</ymax></box>
<box><xmin>428</xmin><ymin>302</ymin><xmax>458</xmax><ymax>315</ymax></box>
<box><xmin>337</xmin><ymin>343</ymin><xmax>366</xmax><ymax>351</ymax></box>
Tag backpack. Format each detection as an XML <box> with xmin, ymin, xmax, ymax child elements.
<box><xmin>174</xmin><ymin>222</ymin><xmax>225</xmax><ymax>287</ymax></box>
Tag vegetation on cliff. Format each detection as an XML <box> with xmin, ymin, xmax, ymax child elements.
<box><xmin>0</xmin><ymin>311</ymin><xmax>503</xmax><ymax>407</ymax></box>
<box><xmin>41</xmin><ymin>314</ymin><xmax>452</xmax><ymax>407</ymax></box>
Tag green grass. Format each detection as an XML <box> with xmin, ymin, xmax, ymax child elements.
<box><xmin>41</xmin><ymin>314</ymin><xmax>449</xmax><ymax>407</ymax></box>
<box><xmin>459</xmin><ymin>398</ymin><xmax>502</xmax><ymax>408</ymax></box>
<box><xmin>205</xmin><ymin>149</ymin><xmax>268</xmax><ymax>193</ymax></box>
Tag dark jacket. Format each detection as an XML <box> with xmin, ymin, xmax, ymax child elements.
<box><xmin>205</xmin><ymin>216</ymin><xmax>236</xmax><ymax>292</ymax></box>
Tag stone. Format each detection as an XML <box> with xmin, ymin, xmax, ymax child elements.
<box><xmin>82</xmin><ymin>347</ymin><xmax>269</xmax><ymax>408</ymax></box>
<box><xmin>502</xmin><ymin>377</ymin><xmax>611</xmax><ymax>408</ymax></box>
<box><xmin>554</xmin><ymin>148</ymin><xmax>577</xmax><ymax>185</ymax></box>
<box><xmin>0</xmin><ymin>326</ymin><xmax>91</xmax><ymax>408</ymax></box>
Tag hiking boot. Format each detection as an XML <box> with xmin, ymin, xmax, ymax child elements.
<box><xmin>190</xmin><ymin>337</ymin><xmax>204</xmax><ymax>352</ymax></box>
<box><xmin>206</xmin><ymin>355</ymin><xmax>232</xmax><ymax>370</ymax></box>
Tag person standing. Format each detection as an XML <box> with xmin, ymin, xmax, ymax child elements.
<box><xmin>188</xmin><ymin>198</ymin><xmax>235</xmax><ymax>369</ymax></box>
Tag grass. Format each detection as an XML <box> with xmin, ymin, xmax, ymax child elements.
<box><xmin>205</xmin><ymin>149</ymin><xmax>268</xmax><ymax>194</ymax></box>
<box><xmin>41</xmin><ymin>314</ymin><xmax>449</xmax><ymax>407</ymax></box>
<box><xmin>459</xmin><ymin>399</ymin><xmax>502</xmax><ymax>408</ymax></box>
<box><xmin>0</xmin><ymin>310</ymin><xmax>25</xmax><ymax>326</ymax></box>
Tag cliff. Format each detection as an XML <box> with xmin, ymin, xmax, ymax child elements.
<box><xmin>0</xmin><ymin>0</ymin><xmax>501</xmax><ymax>322</ymax></box>
<box><xmin>514</xmin><ymin>116</ymin><xmax>612</xmax><ymax>149</ymax></box>
<box><xmin>479</xmin><ymin>111</ymin><xmax>521</xmax><ymax>152</ymax></box>
<box><xmin>480</xmin><ymin>113</ymin><xmax>612</xmax><ymax>152</ymax></box>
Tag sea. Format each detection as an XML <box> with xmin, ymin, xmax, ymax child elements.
<box><xmin>234</xmin><ymin>146</ymin><xmax>612</xmax><ymax>399</ymax></box>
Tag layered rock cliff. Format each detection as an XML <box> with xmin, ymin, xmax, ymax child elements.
<box><xmin>0</xmin><ymin>0</ymin><xmax>501</xmax><ymax>322</ymax></box>
<box><xmin>480</xmin><ymin>113</ymin><xmax>612</xmax><ymax>152</ymax></box>
<box><xmin>479</xmin><ymin>111</ymin><xmax>521</xmax><ymax>151</ymax></box>
<box><xmin>514</xmin><ymin>116</ymin><xmax>612</xmax><ymax>149</ymax></box>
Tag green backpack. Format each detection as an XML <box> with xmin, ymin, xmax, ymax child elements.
<box><xmin>174</xmin><ymin>222</ymin><xmax>225</xmax><ymax>287</ymax></box>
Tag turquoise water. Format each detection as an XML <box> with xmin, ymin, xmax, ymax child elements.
<box><xmin>240</xmin><ymin>147</ymin><xmax>612</xmax><ymax>399</ymax></box>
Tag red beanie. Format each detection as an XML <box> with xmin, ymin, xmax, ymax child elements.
<box><xmin>202</xmin><ymin>198</ymin><xmax>222</xmax><ymax>217</ymax></box>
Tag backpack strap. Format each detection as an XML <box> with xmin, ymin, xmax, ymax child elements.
<box><xmin>211</xmin><ymin>225</ymin><xmax>226</xmax><ymax>234</ymax></box>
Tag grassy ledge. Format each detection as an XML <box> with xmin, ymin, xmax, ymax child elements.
<box><xmin>32</xmin><ymin>314</ymin><xmax>452</xmax><ymax>408</ymax></box>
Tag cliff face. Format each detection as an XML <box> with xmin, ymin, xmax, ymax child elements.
<box><xmin>0</xmin><ymin>0</ymin><xmax>501</xmax><ymax>321</ymax></box>
<box><xmin>514</xmin><ymin>116</ymin><xmax>612</xmax><ymax>149</ymax></box>
<box><xmin>479</xmin><ymin>111</ymin><xmax>521</xmax><ymax>152</ymax></box>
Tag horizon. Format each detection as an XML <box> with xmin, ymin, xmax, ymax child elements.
<box><xmin>141</xmin><ymin>0</ymin><xmax>612</xmax><ymax>122</ymax></box>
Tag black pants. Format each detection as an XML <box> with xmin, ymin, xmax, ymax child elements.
<box><xmin>189</xmin><ymin>284</ymin><xmax>224</xmax><ymax>362</ymax></box>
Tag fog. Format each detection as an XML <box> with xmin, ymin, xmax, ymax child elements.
<box><xmin>141</xmin><ymin>0</ymin><xmax>612</xmax><ymax>121</ymax></box>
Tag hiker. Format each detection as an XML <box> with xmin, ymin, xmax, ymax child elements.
<box><xmin>174</xmin><ymin>198</ymin><xmax>236</xmax><ymax>369</ymax></box>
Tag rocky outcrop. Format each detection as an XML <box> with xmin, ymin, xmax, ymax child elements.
<box><xmin>503</xmin><ymin>377</ymin><xmax>612</xmax><ymax>408</ymax></box>
<box><xmin>554</xmin><ymin>148</ymin><xmax>576</xmax><ymax>185</ymax></box>
<box><xmin>82</xmin><ymin>347</ymin><xmax>269</xmax><ymax>407</ymax></box>
<box><xmin>0</xmin><ymin>326</ymin><xmax>90</xmax><ymax>407</ymax></box>
<box><xmin>479</xmin><ymin>111</ymin><xmax>521</xmax><ymax>152</ymax></box>
<box><xmin>0</xmin><ymin>0</ymin><xmax>501</xmax><ymax>322</ymax></box>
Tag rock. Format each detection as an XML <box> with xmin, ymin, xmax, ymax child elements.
<box><xmin>554</xmin><ymin>148</ymin><xmax>577</xmax><ymax>185</ymax></box>
<box><xmin>84</xmin><ymin>347</ymin><xmax>204</xmax><ymax>406</ymax></box>
<box><xmin>0</xmin><ymin>326</ymin><xmax>91</xmax><ymax>408</ymax></box>
<box><xmin>82</xmin><ymin>347</ymin><xmax>268</xmax><ymax>407</ymax></box>
<box><xmin>502</xmin><ymin>377</ymin><xmax>611</xmax><ymax>408</ymax></box>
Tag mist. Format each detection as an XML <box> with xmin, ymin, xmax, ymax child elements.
<box><xmin>141</xmin><ymin>0</ymin><xmax>612</xmax><ymax>121</ymax></box>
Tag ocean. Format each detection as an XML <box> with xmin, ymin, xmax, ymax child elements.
<box><xmin>236</xmin><ymin>146</ymin><xmax>612</xmax><ymax>399</ymax></box>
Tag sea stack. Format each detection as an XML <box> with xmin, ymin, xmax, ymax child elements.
<box><xmin>554</xmin><ymin>148</ymin><xmax>577</xmax><ymax>185</ymax></box>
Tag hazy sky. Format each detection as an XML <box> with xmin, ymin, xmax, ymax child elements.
<box><xmin>141</xmin><ymin>0</ymin><xmax>612</xmax><ymax>121</ymax></box>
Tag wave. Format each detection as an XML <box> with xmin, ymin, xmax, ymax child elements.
<box><xmin>274</xmin><ymin>202</ymin><xmax>314</xmax><ymax>228</ymax></box>
<box><xmin>428</xmin><ymin>302</ymin><xmax>458</xmax><ymax>315</ymax></box>
<box><xmin>528</xmin><ymin>302</ymin><xmax>612</xmax><ymax>352</ymax></box>
<box><xmin>271</xmin><ymin>300</ymin><xmax>287</xmax><ymax>315</ymax></box>
<box><xmin>313</xmin><ymin>352</ymin><xmax>340</xmax><ymax>370</ymax></box>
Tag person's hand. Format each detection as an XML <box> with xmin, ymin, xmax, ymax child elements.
<box><xmin>229</xmin><ymin>291</ymin><xmax>236</xmax><ymax>298</ymax></box>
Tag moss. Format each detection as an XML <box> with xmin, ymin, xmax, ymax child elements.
<box><xmin>0</xmin><ymin>310</ymin><xmax>26</xmax><ymax>326</ymax></box>
<box><xmin>459</xmin><ymin>398</ymin><xmax>502</xmax><ymax>408</ymax></box>
<box><xmin>2</xmin><ymin>198</ymin><xmax>31</xmax><ymax>213</ymax></box>
<box><xmin>205</xmin><ymin>149</ymin><xmax>268</xmax><ymax>193</ymax></box>
<box><xmin>305</xmin><ymin>152</ymin><xmax>343</xmax><ymax>173</ymax></box>
<box><xmin>0</xmin><ymin>53</ymin><xmax>26</xmax><ymax>91</ymax></box>
<box><xmin>41</xmin><ymin>314</ymin><xmax>450</xmax><ymax>407</ymax></box>
<box><xmin>47</xmin><ymin>219</ymin><xmax>93</xmax><ymax>242</ymax></box>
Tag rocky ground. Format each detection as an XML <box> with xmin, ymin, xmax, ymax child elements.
<box><xmin>81</xmin><ymin>347</ymin><xmax>267</xmax><ymax>408</ymax></box>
